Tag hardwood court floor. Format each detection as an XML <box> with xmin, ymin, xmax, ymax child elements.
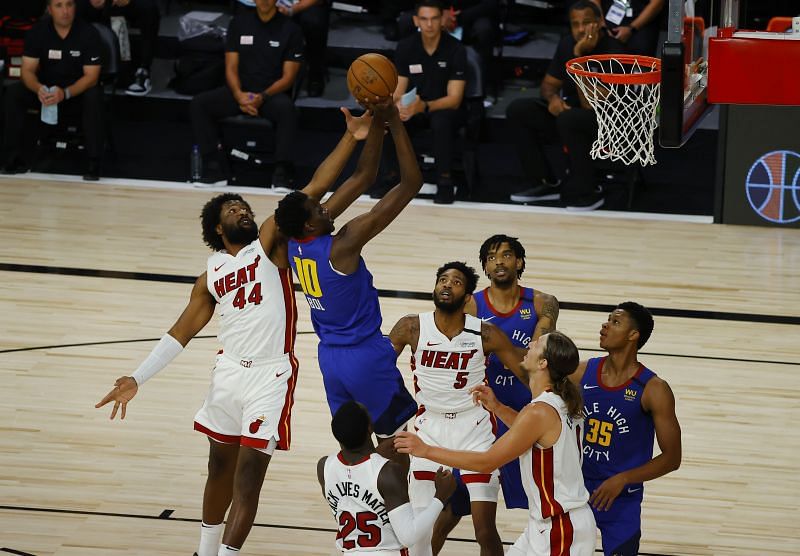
<box><xmin>1</xmin><ymin>177</ymin><xmax>798</xmax><ymax>556</ymax></box>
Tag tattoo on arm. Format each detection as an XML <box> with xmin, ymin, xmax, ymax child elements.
<box><xmin>539</xmin><ymin>297</ymin><xmax>559</xmax><ymax>333</ymax></box>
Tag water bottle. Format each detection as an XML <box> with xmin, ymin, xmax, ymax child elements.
<box><xmin>41</xmin><ymin>86</ymin><xmax>58</xmax><ymax>126</ymax></box>
<box><xmin>190</xmin><ymin>144</ymin><xmax>202</xmax><ymax>182</ymax></box>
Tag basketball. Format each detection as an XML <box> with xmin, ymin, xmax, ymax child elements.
<box><xmin>347</xmin><ymin>53</ymin><xmax>398</xmax><ymax>103</ymax></box>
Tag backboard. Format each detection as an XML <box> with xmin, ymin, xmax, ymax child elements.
<box><xmin>658</xmin><ymin>0</ymin><xmax>730</xmax><ymax>147</ymax></box>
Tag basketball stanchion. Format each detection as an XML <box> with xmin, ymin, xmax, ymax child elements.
<box><xmin>566</xmin><ymin>54</ymin><xmax>661</xmax><ymax>166</ymax></box>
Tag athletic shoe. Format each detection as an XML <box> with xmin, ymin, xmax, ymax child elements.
<box><xmin>83</xmin><ymin>158</ymin><xmax>100</xmax><ymax>181</ymax></box>
<box><xmin>126</xmin><ymin>68</ymin><xmax>152</xmax><ymax>96</ymax></box>
<box><xmin>509</xmin><ymin>180</ymin><xmax>562</xmax><ymax>203</ymax></box>
<box><xmin>1</xmin><ymin>154</ymin><xmax>29</xmax><ymax>175</ymax></box>
<box><xmin>271</xmin><ymin>162</ymin><xmax>295</xmax><ymax>192</ymax></box>
<box><xmin>433</xmin><ymin>178</ymin><xmax>455</xmax><ymax>205</ymax></box>
<box><xmin>565</xmin><ymin>187</ymin><xmax>605</xmax><ymax>211</ymax></box>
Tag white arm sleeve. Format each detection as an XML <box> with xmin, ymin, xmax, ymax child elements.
<box><xmin>387</xmin><ymin>499</ymin><xmax>444</xmax><ymax>548</ymax></box>
<box><xmin>130</xmin><ymin>334</ymin><xmax>184</xmax><ymax>386</ymax></box>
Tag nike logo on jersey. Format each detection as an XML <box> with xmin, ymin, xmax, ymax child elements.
<box><xmin>476</xmin><ymin>415</ymin><xmax>487</xmax><ymax>426</ymax></box>
<box><xmin>481</xmin><ymin>316</ymin><xmax>496</xmax><ymax>322</ymax></box>
<box><xmin>583</xmin><ymin>385</ymin><xmax>599</xmax><ymax>390</ymax></box>
<box><xmin>90</xmin><ymin>56</ymin><xmax>100</xmax><ymax>61</ymax></box>
<box><xmin>276</xmin><ymin>369</ymin><xmax>291</xmax><ymax>378</ymax></box>
<box><xmin>627</xmin><ymin>487</ymin><xmax>642</xmax><ymax>493</ymax></box>
<box><xmin>214</xmin><ymin>262</ymin><xmax>227</xmax><ymax>272</ymax></box>
<box><xmin>426</xmin><ymin>341</ymin><xmax>441</xmax><ymax>346</ymax></box>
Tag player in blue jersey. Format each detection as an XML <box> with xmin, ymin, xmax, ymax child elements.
<box><xmin>571</xmin><ymin>301</ymin><xmax>682</xmax><ymax>555</ymax></box>
<box><xmin>274</xmin><ymin>102</ymin><xmax>423</xmax><ymax>445</ymax></box>
<box><xmin>430</xmin><ymin>234</ymin><xmax>560</xmax><ymax>554</ymax></box>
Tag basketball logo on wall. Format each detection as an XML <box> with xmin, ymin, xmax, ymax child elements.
<box><xmin>745</xmin><ymin>150</ymin><xmax>800</xmax><ymax>224</ymax></box>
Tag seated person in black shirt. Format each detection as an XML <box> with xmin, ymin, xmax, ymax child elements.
<box><xmin>590</xmin><ymin>0</ymin><xmax>664</xmax><ymax>55</ymax></box>
<box><xmin>76</xmin><ymin>0</ymin><xmax>161</xmax><ymax>96</ymax></box>
<box><xmin>1</xmin><ymin>0</ymin><xmax>103</xmax><ymax>180</ymax></box>
<box><xmin>190</xmin><ymin>0</ymin><xmax>304</xmax><ymax>187</ymax></box>
<box><xmin>377</xmin><ymin>0</ymin><xmax>467</xmax><ymax>205</ymax></box>
<box><xmin>506</xmin><ymin>0</ymin><xmax>624</xmax><ymax>211</ymax></box>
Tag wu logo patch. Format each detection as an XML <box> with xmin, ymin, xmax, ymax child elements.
<box><xmin>519</xmin><ymin>308</ymin><xmax>532</xmax><ymax>320</ymax></box>
<box><xmin>624</xmin><ymin>388</ymin><xmax>638</xmax><ymax>401</ymax></box>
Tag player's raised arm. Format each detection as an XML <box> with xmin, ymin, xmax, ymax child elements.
<box><xmin>481</xmin><ymin>321</ymin><xmax>529</xmax><ymax>385</ymax></box>
<box><xmin>334</xmin><ymin>104</ymin><xmax>423</xmax><ymax>252</ymax></box>
<box><xmin>322</xmin><ymin>101</ymin><xmax>393</xmax><ymax>219</ymax></box>
<box><xmin>388</xmin><ymin>314</ymin><xmax>420</xmax><ymax>356</ymax></box>
<box><xmin>95</xmin><ymin>274</ymin><xmax>215</xmax><ymax>419</ymax></box>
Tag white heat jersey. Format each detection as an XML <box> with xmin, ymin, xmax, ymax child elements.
<box><xmin>206</xmin><ymin>238</ymin><xmax>297</xmax><ymax>361</ymax></box>
<box><xmin>411</xmin><ymin>312</ymin><xmax>487</xmax><ymax>413</ymax></box>
<box><xmin>323</xmin><ymin>452</ymin><xmax>404</xmax><ymax>553</ymax></box>
<box><xmin>520</xmin><ymin>391</ymin><xmax>589</xmax><ymax>521</ymax></box>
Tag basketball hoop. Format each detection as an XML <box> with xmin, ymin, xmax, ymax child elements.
<box><xmin>566</xmin><ymin>54</ymin><xmax>661</xmax><ymax>166</ymax></box>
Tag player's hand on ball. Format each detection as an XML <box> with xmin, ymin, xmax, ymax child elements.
<box><xmin>433</xmin><ymin>467</ymin><xmax>457</xmax><ymax>501</ymax></box>
<box><xmin>96</xmin><ymin>376</ymin><xmax>139</xmax><ymax>420</ymax></box>
<box><xmin>589</xmin><ymin>473</ymin><xmax>626</xmax><ymax>511</ymax></box>
<box><xmin>394</xmin><ymin>431</ymin><xmax>428</xmax><ymax>456</ymax></box>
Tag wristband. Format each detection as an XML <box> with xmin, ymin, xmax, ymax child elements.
<box><xmin>131</xmin><ymin>334</ymin><xmax>184</xmax><ymax>386</ymax></box>
<box><xmin>65</xmin><ymin>87</ymin><xmax>72</xmax><ymax>100</ymax></box>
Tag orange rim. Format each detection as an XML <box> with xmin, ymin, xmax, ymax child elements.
<box><xmin>566</xmin><ymin>54</ymin><xmax>661</xmax><ymax>85</ymax></box>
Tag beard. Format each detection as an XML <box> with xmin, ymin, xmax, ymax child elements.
<box><xmin>432</xmin><ymin>290</ymin><xmax>467</xmax><ymax>314</ymax></box>
<box><xmin>223</xmin><ymin>220</ymin><xmax>259</xmax><ymax>246</ymax></box>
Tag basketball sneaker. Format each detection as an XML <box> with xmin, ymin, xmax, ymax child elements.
<box><xmin>565</xmin><ymin>186</ymin><xmax>605</xmax><ymax>211</ymax></box>
<box><xmin>509</xmin><ymin>179</ymin><xmax>562</xmax><ymax>203</ymax></box>
<box><xmin>126</xmin><ymin>68</ymin><xmax>152</xmax><ymax>96</ymax></box>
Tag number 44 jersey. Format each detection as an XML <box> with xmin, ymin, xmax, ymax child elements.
<box><xmin>207</xmin><ymin>238</ymin><xmax>297</xmax><ymax>361</ymax></box>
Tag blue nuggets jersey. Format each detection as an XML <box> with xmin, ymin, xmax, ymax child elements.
<box><xmin>288</xmin><ymin>234</ymin><xmax>382</xmax><ymax>345</ymax></box>
<box><xmin>474</xmin><ymin>286</ymin><xmax>537</xmax><ymax>511</ymax></box>
<box><xmin>474</xmin><ymin>286</ymin><xmax>536</xmax><ymax>412</ymax></box>
<box><xmin>580</xmin><ymin>356</ymin><xmax>656</xmax><ymax>482</ymax></box>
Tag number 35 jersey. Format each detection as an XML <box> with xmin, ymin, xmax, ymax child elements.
<box><xmin>411</xmin><ymin>312</ymin><xmax>487</xmax><ymax>413</ymax></box>
<box><xmin>207</xmin><ymin>238</ymin><xmax>297</xmax><ymax>361</ymax></box>
<box><xmin>580</xmin><ymin>356</ymin><xmax>656</xmax><ymax>482</ymax></box>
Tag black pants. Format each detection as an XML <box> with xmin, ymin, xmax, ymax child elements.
<box><xmin>2</xmin><ymin>81</ymin><xmax>103</xmax><ymax>159</ymax></box>
<box><xmin>77</xmin><ymin>0</ymin><xmax>161</xmax><ymax>69</ymax></box>
<box><xmin>382</xmin><ymin>108</ymin><xmax>463</xmax><ymax>181</ymax></box>
<box><xmin>293</xmin><ymin>3</ymin><xmax>330</xmax><ymax>78</ymax></box>
<box><xmin>380</xmin><ymin>0</ymin><xmax>414</xmax><ymax>25</ymax></box>
<box><xmin>611</xmin><ymin>23</ymin><xmax>660</xmax><ymax>56</ymax></box>
<box><xmin>190</xmin><ymin>86</ymin><xmax>297</xmax><ymax>162</ymax></box>
<box><xmin>506</xmin><ymin>97</ymin><xmax>598</xmax><ymax>202</ymax></box>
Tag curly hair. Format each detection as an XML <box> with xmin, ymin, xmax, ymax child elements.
<box><xmin>435</xmin><ymin>261</ymin><xmax>479</xmax><ymax>295</ymax></box>
<box><xmin>274</xmin><ymin>191</ymin><xmax>310</xmax><ymax>239</ymax></box>
<box><xmin>478</xmin><ymin>234</ymin><xmax>526</xmax><ymax>278</ymax></box>
<box><xmin>616</xmin><ymin>301</ymin><xmax>654</xmax><ymax>348</ymax></box>
<box><xmin>200</xmin><ymin>193</ymin><xmax>252</xmax><ymax>251</ymax></box>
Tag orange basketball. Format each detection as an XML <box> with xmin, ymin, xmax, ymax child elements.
<box><xmin>347</xmin><ymin>53</ymin><xmax>398</xmax><ymax>103</ymax></box>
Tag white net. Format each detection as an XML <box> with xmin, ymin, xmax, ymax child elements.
<box><xmin>567</xmin><ymin>56</ymin><xmax>661</xmax><ymax>166</ymax></box>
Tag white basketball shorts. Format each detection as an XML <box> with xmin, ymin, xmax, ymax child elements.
<box><xmin>507</xmin><ymin>504</ymin><xmax>597</xmax><ymax>556</ymax></box>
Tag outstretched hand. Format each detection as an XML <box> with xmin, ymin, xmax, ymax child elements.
<box><xmin>470</xmin><ymin>384</ymin><xmax>501</xmax><ymax>412</ymax></box>
<box><xmin>342</xmin><ymin>106</ymin><xmax>373</xmax><ymax>140</ymax></box>
<box><xmin>394</xmin><ymin>431</ymin><xmax>428</xmax><ymax>457</ymax></box>
<box><xmin>95</xmin><ymin>376</ymin><xmax>138</xmax><ymax>419</ymax></box>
